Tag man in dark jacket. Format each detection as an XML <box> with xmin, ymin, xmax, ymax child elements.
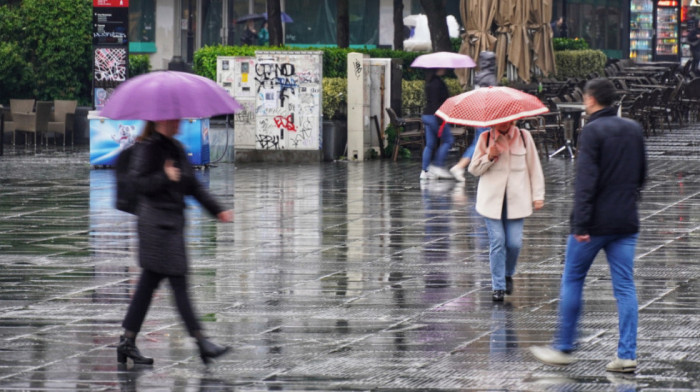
<box><xmin>530</xmin><ymin>78</ymin><xmax>646</xmax><ymax>373</ymax></box>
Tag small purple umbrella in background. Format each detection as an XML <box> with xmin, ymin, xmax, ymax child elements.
<box><xmin>410</xmin><ymin>52</ymin><xmax>476</xmax><ymax>69</ymax></box>
<box><xmin>262</xmin><ymin>12</ymin><xmax>293</xmax><ymax>23</ymax></box>
<box><xmin>100</xmin><ymin>71</ymin><xmax>243</xmax><ymax>121</ymax></box>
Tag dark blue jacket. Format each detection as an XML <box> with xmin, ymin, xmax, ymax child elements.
<box><xmin>571</xmin><ymin>106</ymin><xmax>646</xmax><ymax>236</ymax></box>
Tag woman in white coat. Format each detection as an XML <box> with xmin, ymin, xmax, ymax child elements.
<box><xmin>468</xmin><ymin>120</ymin><xmax>545</xmax><ymax>301</ymax></box>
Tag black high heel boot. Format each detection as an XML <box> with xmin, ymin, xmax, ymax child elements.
<box><xmin>117</xmin><ymin>335</ymin><xmax>154</xmax><ymax>365</ymax></box>
<box><xmin>197</xmin><ymin>338</ymin><xmax>231</xmax><ymax>364</ymax></box>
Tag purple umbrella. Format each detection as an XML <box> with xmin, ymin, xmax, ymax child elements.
<box><xmin>100</xmin><ymin>71</ymin><xmax>243</xmax><ymax>121</ymax></box>
<box><xmin>410</xmin><ymin>52</ymin><xmax>476</xmax><ymax>69</ymax></box>
<box><xmin>262</xmin><ymin>12</ymin><xmax>293</xmax><ymax>23</ymax></box>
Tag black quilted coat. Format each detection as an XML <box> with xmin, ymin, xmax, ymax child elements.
<box><xmin>129</xmin><ymin>131</ymin><xmax>223</xmax><ymax>276</ymax></box>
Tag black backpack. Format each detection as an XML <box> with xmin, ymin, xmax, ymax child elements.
<box><xmin>115</xmin><ymin>144</ymin><xmax>139</xmax><ymax>214</ymax></box>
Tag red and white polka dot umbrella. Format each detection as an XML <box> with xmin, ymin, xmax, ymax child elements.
<box><xmin>435</xmin><ymin>86</ymin><xmax>549</xmax><ymax>127</ymax></box>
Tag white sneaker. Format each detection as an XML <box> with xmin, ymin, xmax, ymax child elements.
<box><xmin>449</xmin><ymin>166</ymin><xmax>466</xmax><ymax>182</ymax></box>
<box><xmin>428</xmin><ymin>165</ymin><xmax>454</xmax><ymax>180</ymax></box>
<box><xmin>529</xmin><ymin>346</ymin><xmax>576</xmax><ymax>366</ymax></box>
<box><xmin>605</xmin><ymin>356</ymin><xmax>637</xmax><ymax>373</ymax></box>
<box><xmin>420</xmin><ymin>170</ymin><xmax>436</xmax><ymax>180</ymax></box>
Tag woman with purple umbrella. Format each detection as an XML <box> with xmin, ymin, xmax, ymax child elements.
<box><xmin>101</xmin><ymin>71</ymin><xmax>242</xmax><ymax>366</ymax></box>
<box><xmin>117</xmin><ymin>119</ymin><xmax>234</xmax><ymax>365</ymax></box>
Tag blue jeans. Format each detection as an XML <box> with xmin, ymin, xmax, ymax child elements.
<box><xmin>483</xmin><ymin>201</ymin><xmax>524</xmax><ymax>291</ymax></box>
<box><xmin>461</xmin><ymin>127</ymin><xmax>488</xmax><ymax>160</ymax></box>
<box><xmin>554</xmin><ymin>233</ymin><xmax>639</xmax><ymax>359</ymax></box>
<box><xmin>421</xmin><ymin>114</ymin><xmax>453</xmax><ymax>171</ymax></box>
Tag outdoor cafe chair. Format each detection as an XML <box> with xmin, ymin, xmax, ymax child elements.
<box><xmin>47</xmin><ymin>99</ymin><xmax>78</xmax><ymax>146</ymax></box>
<box><xmin>386</xmin><ymin>107</ymin><xmax>424</xmax><ymax>162</ymax></box>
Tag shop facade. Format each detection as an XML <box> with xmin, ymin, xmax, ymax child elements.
<box><xmin>129</xmin><ymin>0</ymin><xmax>462</xmax><ymax>70</ymax></box>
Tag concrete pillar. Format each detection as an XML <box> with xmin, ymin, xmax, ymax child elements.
<box><xmin>346</xmin><ymin>52</ymin><xmax>370</xmax><ymax>161</ymax></box>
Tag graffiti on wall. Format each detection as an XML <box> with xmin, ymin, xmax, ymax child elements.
<box><xmin>254</xmin><ymin>52</ymin><xmax>322</xmax><ymax>150</ymax></box>
<box><xmin>94</xmin><ymin>47</ymin><xmax>127</xmax><ymax>82</ymax></box>
<box><xmin>216</xmin><ymin>52</ymin><xmax>322</xmax><ymax>151</ymax></box>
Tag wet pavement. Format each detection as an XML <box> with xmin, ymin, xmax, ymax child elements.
<box><xmin>0</xmin><ymin>124</ymin><xmax>699</xmax><ymax>391</ymax></box>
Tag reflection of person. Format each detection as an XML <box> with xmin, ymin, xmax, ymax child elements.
<box><xmin>449</xmin><ymin>51</ymin><xmax>497</xmax><ymax>182</ymax></box>
<box><xmin>117</xmin><ymin>120</ymin><xmax>234</xmax><ymax>365</ymax></box>
<box><xmin>530</xmin><ymin>79</ymin><xmax>646</xmax><ymax>373</ymax></box>
<box><xmin>468</xmin><ymin>121</ymin><xmax>545</xmax><ymax>301</ymax></box>
<box><xmin>420</xmin><ymin>68</ymin><xmax>454</xmax><ymax>180</ymax></box>
<box><xmin>258</xmin><ymin>21</ymin><xmax>269</xmax><ymax>46</ymax></box>
<box><xmin>241</xmin><ymin>20</ymin><xmax>258</xmax><ymax>46</ymax></box>
<box><xmin>688</xmin><ymin>20</ymin><xmax>700</xmax><ymax>73</ymax></box>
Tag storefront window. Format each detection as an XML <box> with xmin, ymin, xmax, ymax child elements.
<box><xmin>202</xmin><ymin>0</ymin><xmax>223</xmax><ymax>46</ymax></box>
<box><xmin>129</xmin><ymin>0</ymin><xmax>156</xmax><ymax>53</ymax></box>
<box><xmin>285</xmin><ymin>0</ymin><xmax>379</xmax><ymax>47</ymax></box>
<box><xmin>556</xmin><ymin>1</ymin><xmax>624</xmax><ymax>58</ymax></box>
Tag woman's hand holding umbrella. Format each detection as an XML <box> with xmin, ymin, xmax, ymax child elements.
<box><xmin>164</xmin><ymin>160</ymin><xmax>181</xmax><ymax>182</ymax></box>
<box><xmin>217</xmin><ymin>210</ymin><xmax>233</xmax><ymax>223</ymax></box>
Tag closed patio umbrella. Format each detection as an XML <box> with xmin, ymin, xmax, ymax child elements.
<box><xmin>508</xmin><ymin>0</ymin><xmax>531</xmax><ymax>82</ymax></box>
<box><xmin>529</xmin><ymin>0</ymin><xmax>557</xmax><ymax>76</ymax></box>
<box><xmin>456</xmin><ymin>0</ymin><xmax>497</xmax><ymax>88</ymax></box>
<box><xmin>494</xmin><ymin>0</ymin><xmax>515</xmax><ymax>82</ymax></box>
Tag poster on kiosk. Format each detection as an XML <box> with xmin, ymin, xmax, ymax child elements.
<box><xmin>89</xmin><ymin>118</ymin><xmax>211</xmax><ymax>167</ymax></box>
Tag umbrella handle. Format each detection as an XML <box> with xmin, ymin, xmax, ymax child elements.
<box><xmin>438</xmin><ymin>121</ymin><xmax>446</xmax><ymax>138</ymax></box>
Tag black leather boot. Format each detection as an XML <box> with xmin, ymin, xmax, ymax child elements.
<box><xmin>492</xmin><ymin>290</ymin><xmax>505</xmax><ymax>302</ymax></box>
<box><xmin>505</xmin><ymin>276</ymin><xmax>514</xmax><ymax>295</ymax></box>
<box><xmin>197</xmin><ymin>338</ymin><xmax>231</xmax><ymax>364</ymax></box>
<box><xmin>117</xmin><ymin>335</ymin><xmax>154</xmax><ymax>365</ymax></box>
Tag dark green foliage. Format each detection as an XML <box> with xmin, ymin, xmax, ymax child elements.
<box><xmin>0</xmin><ymin>41</ymin><xmax>33</xmax><ymax>99</ymax></box>
<box><xmin>553</xmin><ymin>37</ymin><xmax>590</xmax><ymax>51</ymax></box>
<box><xmin>192</xmin><ymin>44</ymin><xmax>448</xmax><ymax>82</ymax></box>
<box><xmin>129</xmin><ymin>55</ymin><xmax>152</xmax><ymax>77</ymax></box>
<box><xmin>0</xmin><ymin>0</ymin><xmax>92</xmax><ymax>103</ymax></box>
<box><xmin>555</xmin><ymin>49</ymin><xmax>607</xmax><ymax>80</ymax></box>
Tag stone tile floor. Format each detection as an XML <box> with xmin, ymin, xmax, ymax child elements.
<box><xmin>0</xmin><ymin>124</ymin><xmax>699</xmax><ymax>391</ymax></box>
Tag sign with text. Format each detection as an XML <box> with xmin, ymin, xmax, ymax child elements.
<box><xmin>93</xmin><ymin>7</ymin><xmax>128</xmax><ymax>45</ymax></box>
<box><xmin>94</xmin><ymin>0</ymin><xmax>129</xmax><ymax>7</ymax></box>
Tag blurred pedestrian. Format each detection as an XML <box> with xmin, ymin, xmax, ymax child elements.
<box><xmin>449</xmin><ymin>51</ymin><xmax>497</xmax><ymax>182</ymax></box>
<box><xmin>530</xmin><ymin>78</ymin><xmax>647</xmax><ymax>373</ymax></box>
<box><xmin>420</xmin><ymin>68</ymin><xmax>454</xmax><ymax>180</ymax></box>
<box><xmin>241</xmin><ymin>20</ymin><xmax>257</xmax><ymax>46</ymax></box>
<box><xmin>117</xmin><ymin>119</ymin><xmax>234</xmax><ymax>365</ymax></box>
<box><xmin>688</xmin><ymin>19</ymin><xmax>700</xmax><ymax>74</ymax></box>
<box><xmin>551</xmin><ymin>17</ymin><xmax>564</xmax><ymax>38</ymax></box>
<box><xmin>258</xmin><ymin>21</ymin><xmax>270</xmax><ymax>46</ymax></box>
<box><xmin>468</xmin><ymin>120</ymin><xmax>545</xmax><ymax>302</ymax></box>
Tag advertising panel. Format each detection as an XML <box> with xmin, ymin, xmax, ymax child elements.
<box><xmin>89</xmin><ymin>117</ymin><xmax>210</xmax><ymax>166</ymax></box>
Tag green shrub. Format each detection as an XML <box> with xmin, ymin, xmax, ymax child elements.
<box><xmin>18</xmin><ymin>0</ymin><xmax>92</xmax><ymax>100</ymax></box>
<box><xmin>553</xmin><ymin>37</ymin><xmax>590</xmax><ymax>51</ymax></box>
<box><xmin>554</xmin><ymin>49</ymin><xmax>607</xmax><ymax>80</ymax></box>
<box><xmin>322</xmin><ymin>77</ymin><xmax>346</xmax><ymax>120</ymax></box>
<box><xmin>0</xmin><ymin>41</ymin><xmax>33</xmax><ymax>101</ymax></box>
<box><xmin>129</xmin><ymin>54</ymin><xmax>152</xmax><ymax>77</ymax></box>
<box><xmin>193</xmin><ymin>44</ymin><xmax>443</xmax><ymax>83</ymax></box>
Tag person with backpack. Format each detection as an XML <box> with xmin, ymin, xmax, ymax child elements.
<box><xmin>116</xmin><ymin>119</ymin><xmax>233</xmax><ymax>366</ymax></box>
<box><xmin>468</xmin><ymin>120</ymin><xmax>545</xmax><ymax>301</ymax></box>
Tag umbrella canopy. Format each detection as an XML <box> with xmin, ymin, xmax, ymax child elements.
<box><xmin>435</xmin><ymin>86</ymin><xmax>549</xmax><ymax>127</ymax></box>
<box><xmin>235</xmin><ymin>13</ymin><xmax>264</xmax><ymax>24</ymax></box>
<box><xmin>262</xmin><ymin>12</ymin><xmax>293</xmax><ymax>23</ymax></box>
<box><xmin>237</xmin><ymin>12</ymin><xmax>293</xmax><ymax>24</ymax></box>
<box><xmin>410</xmin><ymin>52</ymin><xmax>476</xmax><ymax>69</ymax></box>
<box><xmin>100</xmin><ymin>71</ymin><xmax>243</xmax><ymax>121</ymax></box>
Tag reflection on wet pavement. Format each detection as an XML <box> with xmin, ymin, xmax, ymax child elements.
<box><xmin>0</xmin><ymin>125</ymin><xmax>699</xmax><ymax>390</ymax></box>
